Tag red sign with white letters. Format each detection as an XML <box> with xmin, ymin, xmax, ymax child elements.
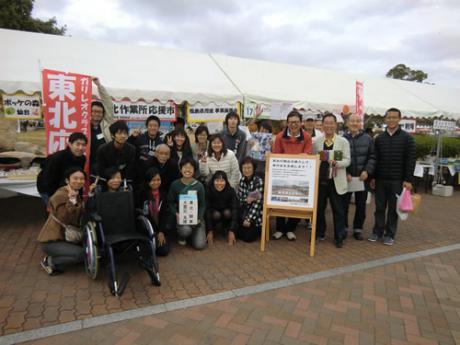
<box><xmin>42</xmin><ymin>69</ymin><xmax>92</xmax><ymax>160</ymax></box>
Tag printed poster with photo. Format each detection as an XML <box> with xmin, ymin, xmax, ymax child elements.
<box><xmin>266</xmin><ymin>156</ymin><xmax>317</xmax><ymax>209</ymax></box>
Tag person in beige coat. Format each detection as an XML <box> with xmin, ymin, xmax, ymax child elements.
<box><xmin>313</xmin><ymin>113</ymin><xmax>350</xmax><ymax>248</ymax></box>
<box><xmin>37</xmin><ymin>167</ymin><xmax>85</xmax><ymax>275</ymax></box>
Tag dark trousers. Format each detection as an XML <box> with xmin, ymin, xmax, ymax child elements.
<box><xmin>276</xmin><ymin>217</ymin><xmax>300</xmax><ymax>234</ymax></box>
<box><xmin>41</xmin><ymin>242</ymin><xmax>84</xmax><ymax>270</ymax></box>
<box><xmin>343</xmin><ymin>190</ymin><xmax>368</xmax><ymax>232</ymax></box>
<box><xmin>316</xmin><ymin>180</ymin><xmax>346</xmax><ymax>240</ymax></box>
<box><xmin>373</xmin><ymin>180</ymin><xmax>402</xmax><ymax>239</ymax></box>
<box><xmin>238</xmin><ymin>223</ymin><xmax>260</xmax><ymax>242</ymax></box>
<box><xmin>207</xmin><ymin>209</ymin><xmax>234</xmax><ymax>235</ymax></box>
<box><xmin>156</xmin><ymin>237</ymin><xmax>170</xmax><ymax>257</ymax></box>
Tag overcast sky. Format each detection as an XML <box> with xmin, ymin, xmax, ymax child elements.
<box><xmin>33</xmin><ymin>0</ymin><xmax>460</xmax><ymax>88</ymax></box>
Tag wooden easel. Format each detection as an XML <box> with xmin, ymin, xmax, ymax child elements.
<box><xmin>260</xmin><ymin>153</ymin><xmax>320</xmax><ymax>257</ymax></box>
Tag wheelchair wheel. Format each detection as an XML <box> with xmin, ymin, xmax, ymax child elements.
<box><xmin>84</xmin><ymin>222</ymin><xmax>99</xmax><ymax>280</ymax></box>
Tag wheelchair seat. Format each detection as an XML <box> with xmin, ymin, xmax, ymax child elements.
<box><xmin>97</xmin><ymin>191</ymin><xmax>149</xmax><ymax>245</ymax></box>
<box><xmin>84</xmin><ymin>190</ymin><xmax>160</xmax><ymax>296</ymax></box>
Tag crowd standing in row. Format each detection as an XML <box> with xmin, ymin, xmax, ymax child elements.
<box><xmin>36</xmin><ymin>79</ymin><xmax>416</xmax><ymax>275</ymax></box>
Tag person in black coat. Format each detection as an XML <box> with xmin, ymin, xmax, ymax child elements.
<box><xmin>137</xmin><ymin>167</ymin><xmax>170</xmax><ymax>256</ymax></box>
<box><xmin>342</xmin><ymin>114</ymin><xmax>376</xmax><ymax>240</ymax></box>
<box><xmin>127</xmin><ymin>115</ymin><xmax>163</xmax><ymax>178</ymax></box>
<box><xmin>205</xmin><ymin>171</ymin><xmax>239</xmax><ymax>246</ymax></box>
<box><xmin>369</xmin><ymin>108</ymin><xmax>416</xmax><ymax>246</ymax></box>
<box><xmin>142</xmin><ymin>144</ymin><xmax>181</xmax><ymax>194</ymax></box>
<box><xmin>37</xmin><ymin>132</ymin><xmax>87</xmax><ymax>206</ymax></box>
<box><xmin>96</xmin><ymin>120</ymin><xmax>136</xmax><ymax>182</ymax></box>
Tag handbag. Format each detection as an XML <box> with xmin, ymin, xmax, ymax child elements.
<box><xmin>51</xmin><ymin>215</ymin><xmax>83</xmax><ymax>243</ymax></box>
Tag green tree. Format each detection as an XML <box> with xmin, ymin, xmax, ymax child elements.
<box><xmin>386</xmin><ymin>64</ymin><xmax>428</xmax><ymax>83</ymax></box>
<box><xmin>0</xmin><ymin>0</ymin><xmax>66</xmax><ymax>35</ymax></box>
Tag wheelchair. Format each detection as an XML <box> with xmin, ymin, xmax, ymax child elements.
<box><xmin>83</xmin><ymin>189</ymin><xmax>161</xmax><ymax>296</ymax></box>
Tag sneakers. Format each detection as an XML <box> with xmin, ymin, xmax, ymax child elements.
<box><xmin>383</xmin><ymin>237</ymin><xmax>394</xmax><ymax>246</ymax></box>
<box><xmin>368</xmin><ymin>233</ymin><xmax>381</xmax><ymax>242</ymax></box>
<box><xmin>272</xmin><ymin>231</ymin><xmax>283</xmax><ymax>240</ymax></box>
<box><xmin>316</xmin><ymin>235</ymin><xmax>326</xmax><ymax>241</ymax></box>
<box><xmin>178</xmin><ymin>237</ymin><xmax>186</xmax><ymax>246</ymax></box>
<box><xmin>40</xmin><ymin>257</ymin><xmax>61</xmax><ymax>276</ymax></box>
<box><xmin>286</xmin><ymin>232</ymin><xmax>296</xmax><ymax>241</ymax></box>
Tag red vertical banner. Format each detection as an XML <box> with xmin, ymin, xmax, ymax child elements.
<box><xmin>355</xmin><ymin>81</ymin><xmax>364</xmax><ymax>126</ymax></box>
<box><xmin>42</xmin><ymin>69</ymin><xmax>92</xmax><ymax>174</ymax></box>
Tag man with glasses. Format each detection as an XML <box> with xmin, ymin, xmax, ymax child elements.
<box><xmin>272</xmin><ymin>110</ymin><xmax>313</xmax><ymax>241</ymax></box>
<box><xmin>369</xmin><ymin>108</ymin><xmax>416</xmax><ymax>246</ymax></box>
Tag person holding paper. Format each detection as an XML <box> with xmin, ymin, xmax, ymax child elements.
<box><xmin>167</xmin><ymin>157</ymin><xmax>206</xmax><ymax>250</ymax></box>
<box><xmin>342</xmin><ymin>114</ymin><xmax>376</xmax><ymax>240</ymax></box>
<box><xmin>272</xmin><ymin>110</ymin><xmax>312</xmax><ymax>241</ymax></box>
<box><xmin>238</xmin><ymin>157</ymin><xmax>264</xmax><ymax>242</ymax></box>
<box><xmin>313</xmin><ymin>113</ymin><xmax>350</xmax><ymax>248</ymax></box>
<box><xmin>368</xmin><ymin>108</ymin><xmax>416</xmax><ymax>246</ymax></box>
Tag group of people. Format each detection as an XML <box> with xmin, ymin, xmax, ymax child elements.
<box><xmin>36</xmin><ymin>78</ymin><xmax>416</xmax><ymax>275</ymax></box>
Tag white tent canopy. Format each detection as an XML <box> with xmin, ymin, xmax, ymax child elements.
<box><xmin>1</xmin><ymin>28</ymin><xmax>459</xmax><ymax>119</ymax></box>
<box><xmin>0</xmin><ymin>29</ymin><xmax>242</xmax><ymax>105</ymax></box>
<box><xmin>211</xmin><ymin>54</ymin><xmax>458</xmax><ymax>118</ymax></box>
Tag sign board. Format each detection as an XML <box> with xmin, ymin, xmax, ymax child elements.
<box><xmin>186</xmin><ymin>102</ymin><xmax>240</xmax><ymax>122</ymax></box>
<box><xmin>112</xmin><ymin>100</ymin><xmax>177</xmax><ymax>122</ymax></box>
<box><xmin>2</xmin><ymin>92</ymin><xmax>41</xmax><ymax>120</ymax></box>
<box><xmin>244</xmin><ymin>102</ymin><xmax>294</xmax><ymax>120</ymax></box>
<box><xmin>433</xmin><ymin>119</ymin><xmax>456</xmax><ymax>131</ymax></box>
<box><xmin>261</xmin><ymin>153</ymin><xmax>320</xmax><ymax>256</ymax></box>
<box><xmin>178</xmin><ymin>192</ymin><xmax>198</xmax><ymax>225</ymax></box>
<box><xmin>399</xmin><ymin>119</ymin><xmax>417</xmax><ymax>134</ymax></box>
<box><xmin>42</xmin><ymin>69</ymin><xmax>92</xmax><ymax>157</ymax></box>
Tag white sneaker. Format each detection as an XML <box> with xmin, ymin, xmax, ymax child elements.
<box><xmin>178</xmin><ymin>238</ymin><xmax>186</xmax><ymax>246</ymax></box>
<box><xmin>272</xmin><ymin>231</ymin><xmax>283</xmax><ymax>240</ymax></box>
<box><xmin>286</xmin><ymin>232</ymin><xmax>296</xmax><ymax>241</ymax></box>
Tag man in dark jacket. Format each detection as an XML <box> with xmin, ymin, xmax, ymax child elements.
<box><xmin>37</xmin><ymin>132</ymin><xmax>87</xmax><ymax>205</ymax></box>
<box><xmin>369</xmin><ymin>108</ymin><xmax>416</xmax><ymax>246</ymax></box>
<box><xmin>343</xmin><ymin>114</ymin><xmax>376</xmax><ymax>240</ymax></box>
<box><xmin>96</xmin><ymin>120</ymin><xmax>136</xmax><ymax>182</ymax></box>
<box><xmin>221</xmin><ymin>111</ymin><xmax>247</xmax><ymax>163</ymax></box>
<box><xmin>128</xmin><ymin>115</ymin><xmax>163</xmax><ymax>180</ymax></box>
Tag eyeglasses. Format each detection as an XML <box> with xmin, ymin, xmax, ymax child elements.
<box><xmin>288</xmin><ymin>120</ymin><xmax>300</xmax><ymax>125</ymax></box>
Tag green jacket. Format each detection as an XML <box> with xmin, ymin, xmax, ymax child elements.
<box><xmin>167</xmin><ymin>178</ymin><xmax>206</xmax><ymax>220</ymax></box>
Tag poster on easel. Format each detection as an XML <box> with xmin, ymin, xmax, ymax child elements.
<box><xmin>266</xmin><ymin>155</ymin><xmax>317</xmax><ymax>210</ymax></box>
<box><xmin>261</xmin><ymin>153</ymin><xmax>319</xmax><ymax>256</ymax></box>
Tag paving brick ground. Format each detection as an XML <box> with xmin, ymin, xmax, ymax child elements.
<box><xmin>0</xmin><ymin>191</ymin><xmax>459</xmax><ymax>337</ymax></box>
<box><xmin>20</xmin><ymin>248</ymin><xmax>460</xmax><ymax>345</ymax></box>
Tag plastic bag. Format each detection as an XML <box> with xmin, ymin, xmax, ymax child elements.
<box><xmin>398</xmin><ymin>188</ymin><xmax>413</xmax><ymax>212</ymax></box>
<box><xmin>396</xmin><ymin>193</ymin><xmax>409</xmax><ymax>221</ymax></box>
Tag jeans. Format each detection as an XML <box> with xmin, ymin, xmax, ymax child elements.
<box><xmin>41</xmin><ymin>241</ymin><xmax>84</xmax><ymax>270</ymax></box>
<box><xmin>373</xmin><ymin>180</ymin><xmax>402</xmax><ymax>239</ymax></box>
<box><xmin>177</xmin><ymin>221</ymin><xmax>206</xmax><ymax>250</ymax></box>
<box><xmin>343</xmin><ymin>190</ymin><xmax>368</xmax><ymax>231</ymax></box>
<box><xmin>316</xmin><ymin>180</ymin><xmax>346</xmax><ymax>240</ymax></box>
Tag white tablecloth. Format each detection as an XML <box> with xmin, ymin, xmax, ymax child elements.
<box><xmin>0</xmin><ymin>178</ymin><xmax>39</xmax><ymax>197</ymax></box>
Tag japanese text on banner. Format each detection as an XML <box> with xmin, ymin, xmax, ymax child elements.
<box><xmin>42</xmin><ymin>69</ymin><xmax>92</xmax><ymax>160</ymax></box>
